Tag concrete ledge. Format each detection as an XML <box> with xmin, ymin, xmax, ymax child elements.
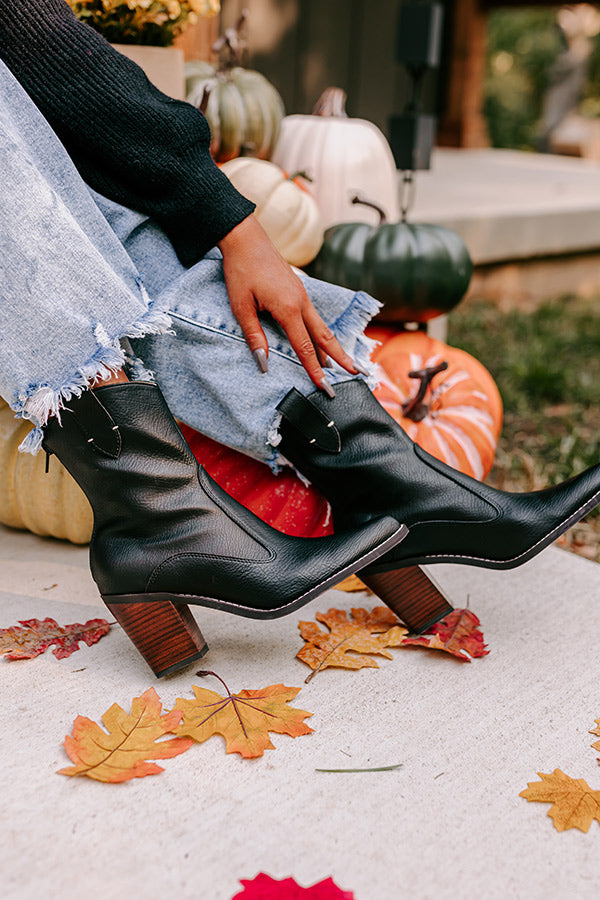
<box><xmin>467</xmin><ymin>251</ymin><xmax>600</xmax><ymax>309</ymax></box>
<box><xmin>412</xmin><ymin>148</ymin><xmax>600</xmax><ymax>266</ymax></box>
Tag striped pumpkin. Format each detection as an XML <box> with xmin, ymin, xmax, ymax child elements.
<box><xmin>367</xmin><ymin>329</ymin><xmax>503</xmax><ymax>481</ymax></box>
<box><xmin>186</xmin><ymin>60</ymin><xmax>285</xmax><ymax>162</ymax></box>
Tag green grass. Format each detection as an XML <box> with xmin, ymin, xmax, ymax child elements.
<box><xmin>447</xmin><ymin>296</ymin><xmax>600</xmax><ymax>560</ymax></box>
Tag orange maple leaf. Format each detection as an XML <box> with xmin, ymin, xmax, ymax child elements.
<box><xmin>401</xmin><ymin>609</ymin><xmax>489</xmax><ymax>661</ymax></box>
<box><xmin>0</xmin><ymin>617</ymin><xmax>110</xmax><ymax>660</ymax></box>
<box><xmin>520</xmin><ymin>769</ymin><xmax>600</xmax><ymax>832</ymax></box>
<box><xmin>297</xmin><ymin>607</ymin><xmax>408</xmax><ymax>681</ymax></box>
<box><xmin>589</xmin><ymin>719</ymin><xmax>600</xmax><ymax>758</ymax></box>
<box><xmin>173</xmin><ymin>671</ymin><xmax>314</xmax><ymax>758</ymax></box>
<box><xmin>334</xmin><ymin>574</ymin><xmax>372</xmax><ymax>593</ymax></box>
<box><xmin>58</xmin><ymin>687</ymin><xmax>192</xmax><ymax>782</ymax></box>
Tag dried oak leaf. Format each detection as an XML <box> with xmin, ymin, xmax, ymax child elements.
<box><xmin>401</xmin><ymin>609</ymin><xmax>489</xmax><ymax>662</ymax></box>
<box><xmin>232</xmin><ymin>872</ymin><xmax>355</xmax><ymax>898</ymax></box>
<box><xmin>520</xmin><ymin>769</ymin><xmax>600</xmax><ymax>832</ymax></box>
<box><xmin>173</xmin><ymin>672</ymin><xmax>314</xmax><ymax>759</ymax></box>
<box><xmin>297</xmin><ymin>607</ymin><xmax>408</xmax><ymax>681</ymax></box>
<box><xmin>58</xmin><ymin>687</ymin><xmax>192</xmax><ymax>782</ymax></box>
<box><xmin>0</xmin><ymin>617</ymin><xmax>110</xmax><ymax>660</ymax></box>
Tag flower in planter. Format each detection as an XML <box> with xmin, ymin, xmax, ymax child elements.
<box><xmin>67</xmin><ymin>0</ymin><xmax>220</xmax><ymax>47</ymax></box>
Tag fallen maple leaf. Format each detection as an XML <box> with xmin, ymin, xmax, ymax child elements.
<box><xmin>334</xmin><ymin>574</ymin><xmax>371</xmax><ymax>593</ymax></box>
<box><xmin>520</xmin><ymin>769</ymin><xmax>600</xmax><ymax>832</ymax></box>
<box><xmin>589</xmin><ymin>719</ymin><xmax>600</xmax><ymax>759</ymax></box>
<box><xmin>297</xmin><ymin>607</ymin><xmax>408</xmax><ymax>682</ymax></box>
<box><xmin>173</xmin><ymin>671</ymin><xmax>314</xmax><ymax>759</ymax></box>
<box><xmin>0</xmin><ymin>617</ymin><xmax>110</xmax><ymax>660</ymax></box>
<box><xmin>232</xmin><ymin>872</ymin><xmax>355</xmax><ymax>898</ymax></box>
<box><xmin>58</xmin><ymin>687</ymin><xmax>192</xmax><ymax>782</ymax></box>
<box><xmin>401</xmin><ymin>609</ymin><xmax>489</xmax><ymax>662</ymax></box>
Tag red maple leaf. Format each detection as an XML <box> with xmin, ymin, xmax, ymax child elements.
<box><xmin>0</xmin><ymin>617</ymin><xmax>111</xmax><ymax>660</ymax></box>
<box><xmin>402</xmin><ymin>609</ymin><xmax>489</xmax><ymax>661</ymax></box>
<box><xmin>232</xmin><ymin>873</ymin><xmax>355</xmax><ymax>899</ymax></box>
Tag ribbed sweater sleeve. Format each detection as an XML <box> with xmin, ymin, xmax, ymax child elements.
<box><xmin>0</xmin><ymin>0</ymin><xmax>255</xmax><ymax>266</ymax></box>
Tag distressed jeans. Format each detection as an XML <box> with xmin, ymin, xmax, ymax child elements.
<box><xmin>0</xmin><ymin>59</ymin><xmax>378</xmax><ymax>466</ymax></box>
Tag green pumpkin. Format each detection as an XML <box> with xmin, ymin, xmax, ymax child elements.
<box><xmin>185</xmin><ymin>60</ymin><xmax>285</xmax><ymax>163</ymax></box>
<box><xmin>309</xmin><ymin>207</ymin><xmax>473</xmax><ymax>323</ymax></box>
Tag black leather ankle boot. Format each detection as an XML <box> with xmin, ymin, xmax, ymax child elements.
<box><xmin>277</xmin><ymin>379</ymin><xmax>600</xmax><ymax>572</ymax></box>
<box><xmin>41</xmin><ymin>382</ymin><xmax>405</xmax><ymax>675</ymax></box>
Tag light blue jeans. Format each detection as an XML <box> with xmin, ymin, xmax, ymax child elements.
<box><xmin>0</xmin><ymin>59</ymin><xmax>378</xmax><ymax>467</ymax></box>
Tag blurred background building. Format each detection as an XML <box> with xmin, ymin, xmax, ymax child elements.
<box><xmin>179</xmin><ymin>0</ymin><xmax>600</xmax><ymax>160</ymax></box>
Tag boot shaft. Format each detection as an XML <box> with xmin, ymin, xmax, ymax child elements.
<box><xmin>42</xmin><ymin>382</ymin><xmax>198</xmax><ymax>525</ymax></box>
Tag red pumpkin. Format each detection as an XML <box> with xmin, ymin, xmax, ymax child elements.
<box><xmin>178</xmin><ymin>331</ymin><xmax>502</xmax><ymax>539</ymax></box>
<box><xmin>179</xmin><ymin>424</ymin><xmax>333</xmax><ymax>537</ymax></box>
<box><xmin>367</xmin><ymin>329</ymin><xmax>503</xmax><ymax>481</ymax></box>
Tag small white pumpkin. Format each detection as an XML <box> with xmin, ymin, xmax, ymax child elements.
<box><xmin>272</xmin><ymin>87</ymin><xmax>400</xmax><ymax>229</ymax></box>
<box><xmin>221</xmin><ymin>158</ymin><xmax>324</xmax><ymax>266</ymax></box>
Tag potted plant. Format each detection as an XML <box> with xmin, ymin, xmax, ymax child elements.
<box><xmin>67</xmin><ymin>0</ymin><xmax>220</xmax><ymax>98</ymax></box>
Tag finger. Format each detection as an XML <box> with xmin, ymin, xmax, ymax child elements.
<box><xmin>316</xmin><ymin>346</ymin><xmax>330</xmax><ymax>368</ymax></box>
<box><xmin>270</xmin><ymin>303</ymin><xmax>334</xmax><ymax>394</ymax></box>
<box><xmin>229</xmin><ymin>292</ymin><xmax>270</xmax><ymax>373</ymax></box>
<box><xmin>302</xmin><ymin>302</ymin><xmax>366</xmax><ymax>375</ymax></box>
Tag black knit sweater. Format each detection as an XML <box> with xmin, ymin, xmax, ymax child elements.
<box><xmin>0</xmin><ymin>0</ymin><xmax>255</xmax><ymax>265</ymax></box>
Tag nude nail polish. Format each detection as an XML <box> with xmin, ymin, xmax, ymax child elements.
<box><xmin>353</xmin><ymin>361</ymin><xmax>371</xmax><ymax>377</ymax></box>
<box><xmin>320</xmin><ymin>377</ymin><xmax>336</xmax><ymax>398</ymax></box>
<box><xmin>253</xmin><ymin>348</ymin><xmax>268</xmax><ymax>373</ymax></box>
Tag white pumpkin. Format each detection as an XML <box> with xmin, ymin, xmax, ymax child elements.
<box><xmin>221</xmin><ymin>158</ymin><xmax>324</xmax><ymax>266</ymax></box>
<box><xmin>272</xmin><ymin>87</ymin><xmax>400</xmax><ymax>230</ymax></box>
<box><xmin>0</xmin><ymin>398</ymin><xmax>92</xmax><ymax>544</ymax></box>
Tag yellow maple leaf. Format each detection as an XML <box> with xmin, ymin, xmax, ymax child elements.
<box><xmin>589</xmin><ymin>719</ymin><xmax>600</xmax><ymax>757</ymax></box>
<box><xmin>58</xmin><ymin>687</ymin><xmax>192</xmax><ymax>783</ymax></box>
<box><xmin>173</xmin><ymin>672</ymin><xmax>314</xmax><ymax>758</ymax></box>
<box><xmin>520</xmin><ymin>769</ymin><xmax>600</xmax><ymax>832</ymax></box>
<box><xmin>297</xmin><ymin>607</ymin><xmax>408</xmax><ymax>682</ymax></box>
<box><xmin>334</xmin><ymin>574</ymin><xmax>371</xmax><ymax>593</ymax></box>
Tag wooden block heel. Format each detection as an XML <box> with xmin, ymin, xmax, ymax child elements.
<box><xmin>361</xmin><ymin>566</ymin><xmax>454</xmax><ymax>634</ymax></box>
<box><xmin>104</xmin><ymin>597</ymin><xmax>209</xmax><ymax>678</ymax></box>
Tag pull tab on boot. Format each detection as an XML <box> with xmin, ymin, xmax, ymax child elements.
<box><xmin>276</xmin><ymin>388</ymin><xmax>341</xmax><ymax>453</ymax></box>
<box><xmin>64</xmin><ymin>389</ymin><xmax>122</xmax><ymax>458</ymax></box>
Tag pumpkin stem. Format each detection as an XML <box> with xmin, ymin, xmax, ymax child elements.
<box><xmin>401</xmin><ymin>361</ymin><xmax>448</xmax><ymax>421</ymax></box>
<box><xmin>198</xmin><ymin>83</ymin><xmax>212</xmax><ymax>116</ymax></box>
<box><xmin>212</xmin><ymin>9</ymin><xmax>248</xmax><ymax>70</ymax></box>
<box><xmin>288</xmin><ymin>170</ymin><xmax>313</xmax><ymax>183</ymax></box>
<box><xmin>350</xmin><ymin>195</ymin><xmax>387</xmax><ymax>224</ymax></box>
<box><xmin>312</xmin><ymin>87</ymin><xmax>348</xmax><ymax>118</ymax></box>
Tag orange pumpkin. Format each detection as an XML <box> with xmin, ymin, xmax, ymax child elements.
<box><xmin>367</xmin><ymin>329</ymin><xmax>503</xmax><ymax>481</ymax></box>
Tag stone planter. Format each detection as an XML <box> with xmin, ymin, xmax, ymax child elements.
<box><xmin>112</xmin><ymin>44</ymin><xmax>185</xmax><ymax>100</ymax></box>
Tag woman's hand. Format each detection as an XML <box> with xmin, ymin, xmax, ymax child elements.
<box><xmin>217</xmin><ymin>215</ymin><xmax>364</xmax><ymax>394</ymax></box>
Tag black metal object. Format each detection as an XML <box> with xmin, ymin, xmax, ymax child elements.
<box><xmin>390</xmin><ymin>1</ymin><xmax>444</xmax><ymax>171</ymax></box>
<box><xmin>396</xmin><ymin>0</ymin><xmax>443</xmax><ymax>67</ymax></box>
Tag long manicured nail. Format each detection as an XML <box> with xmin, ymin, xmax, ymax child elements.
<box><xmin>320</xmin><ymin>377</ymin><xmax>336</xmax><ymax>398</ymax></box>
<box><xmin>353</xmin><ymin>361</ymin><xmax>371</xmax><ymax>377</ymax></box>
<box><xmin>253</xmin><ymin>348</ymin><xmax>268</xmax><ymax>374</ymax></box>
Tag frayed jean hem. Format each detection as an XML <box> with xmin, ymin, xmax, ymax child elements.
<box><xmin>13</xmin><ymin>300</ymin><xmax>173</xmax><ymax>454</ymax></box>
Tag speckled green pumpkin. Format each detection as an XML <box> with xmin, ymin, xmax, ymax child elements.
<box><xmin>309</xmin><ymin>220</ymin><xmax>473</xmax><ymax>323</ymax></box>
<box><xmin>186</xmin><ymin>60</ymin><xmax>285</xmax><ymax>162</ymax></box>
